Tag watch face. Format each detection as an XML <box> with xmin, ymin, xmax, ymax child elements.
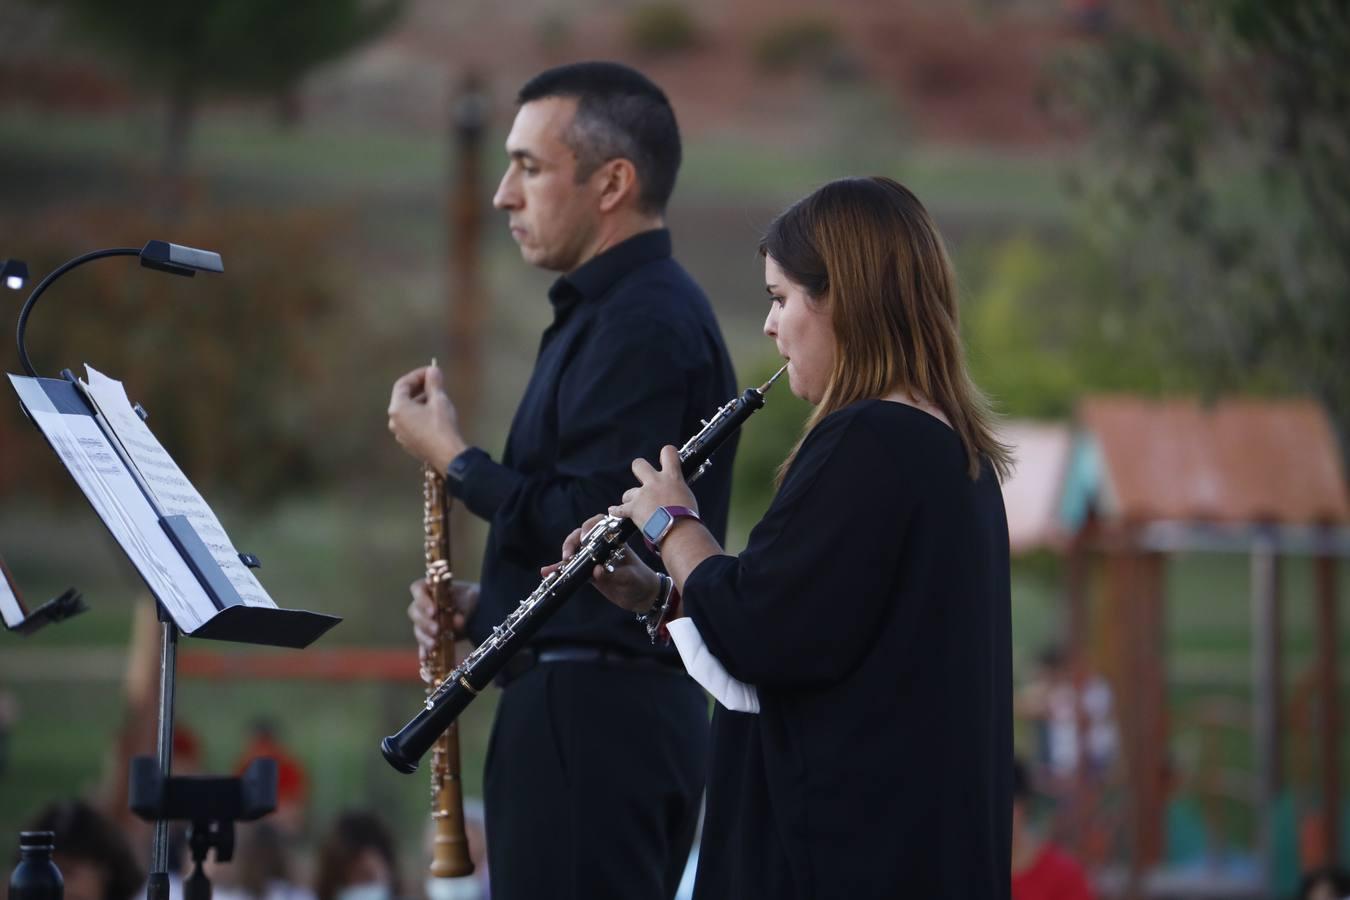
<box><xmin>642</xmin><ymin>507</ymin><xmax>674</xmax><ymax>544</ymax></box>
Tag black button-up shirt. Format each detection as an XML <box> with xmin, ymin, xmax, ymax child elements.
<box><xmin>455</xmin><ymin>228</ymin><xmax>738</xmax><ymax>658</ymax></box>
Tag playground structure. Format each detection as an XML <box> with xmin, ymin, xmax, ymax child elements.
<box><xmin>1044</xmin><ymin>396</ymin><xmax>1349</xmax><ymax>896</ymax></box>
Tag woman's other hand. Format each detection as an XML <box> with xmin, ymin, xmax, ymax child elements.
<box><xmin>541</xmin><ymin>514</ymin><xmax>662</xmax><ymax>613</ymax></box>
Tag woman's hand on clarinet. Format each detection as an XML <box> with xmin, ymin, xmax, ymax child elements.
<box><xmin>408</xmin><ymin>578</ymin><xmax>479</xmax><ymax>659</ymax></box>
<box><xmin>541</xmin><ymin>514</ymin><xmax>662</xmax><ymax>614</ymax></box>
<box><xmin>609</xmin><ymin>445</ymin><xmax>697</xmax><ymax>532</ymax></box>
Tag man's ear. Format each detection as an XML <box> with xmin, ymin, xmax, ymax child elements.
<box><xmin>595</xmin><ymin>158</ymin><xmax>639</xmax><ymax>214</ymax></box>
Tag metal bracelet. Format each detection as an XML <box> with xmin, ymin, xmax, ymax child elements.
<box><xmin>638</xmin><ymin>574</ymin><xmax>675</xmax><ymax>644</ymax></box>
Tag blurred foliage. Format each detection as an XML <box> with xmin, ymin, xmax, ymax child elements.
<box><xmin>624</xmin><ymin>3</ymin><xmax>701</xmax><ymax>58</ymax></box>
<box><xmin>39</xmin><ymin>0</ymin><xmax>405</xmax><ymax>178</ymax></box>
<box><xmin>752</xmin><ymin>15</ymin><xmax>842</xmax><ymax>75</ymax></box>
<box><xmin>959</xmin><ymin>234</ymin><xmax>1206</xmax><ymax>419</ymax></box>
<box><xmin>0</xmin><ymin>206</ymin><xmax>351</xmax><ymax>504</ymax></box>
<box><xmin>1043</xmin><ymin>0</ymin><xmax>1350</xmax><ymax>443</ymax></box>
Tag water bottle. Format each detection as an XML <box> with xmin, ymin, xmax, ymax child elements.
<box><xmin>9</xmin><ymin>831</ymin><xmax>63</xmax><ymax>900</ymax></box>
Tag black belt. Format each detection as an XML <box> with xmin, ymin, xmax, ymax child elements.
<box><xmin>495</xmin><ymin>643</ymin><xmax>681</xmax><ymax>688</ymax></box>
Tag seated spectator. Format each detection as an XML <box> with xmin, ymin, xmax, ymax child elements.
<box><xmin>210</xmin><ymin>822</ymin><xmax>313</xmax><ymax>900</ymax></box>
<box><xmin>234</xmin><ymin>719</ymin><xmax>309</xmax><ymax>836</ymax></box>
<box><xmin>314</xmin><ymin>812</ymin><xmax>400</xmax><ymax>900</ymax></box>
<box><xmin>1295</xmin><ymin>865</ymin><xmax>1350</xmax><ymax>900</ymax></box>
<box><xmin>1012</xmin><ymin>757</ymin><xmax>1096</xmax><ymax>900</ymax></box>
<box><xmin>1017</xmin><ymin>644</ymin><xmax>1117</xmax><ymax>782</ymax></box>
<box><xmin>0</xmin><ymin>686</ymin><xmax>16</xmax><ymax>777</ymax></box>
<box><xmin>21</xmin><ymin>800</ymin><xmax>144</xmax><ymax>900</ymax></box>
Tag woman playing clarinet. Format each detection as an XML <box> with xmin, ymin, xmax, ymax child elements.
<box><xmin>559</xmin><ymin>176</ymin><xmax>1015</xmax><ymax>899</ymax></box>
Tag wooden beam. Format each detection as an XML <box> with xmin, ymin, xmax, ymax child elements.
<box><xmin>1106</xmin><ymin>548</ymin><xmax>1146</xmax><ymax>898</ymax></box>
<box><xmin>1251</xmin><ymin>533</ymin><xmax>1282</xmax><ymax>888</ymax></box>
<box><xmin>179</xmin><ymin>647</ymin><xmax>421</xmax><ymax>682</ymax></box>
<box><xmin>1137</xmin><ymin>550</ymin><xmax>1169</xmax><ymax>869</ymax></box>
<box><xmin>1066</xmin><ymin>537</ymin><xmax>1092</xmax><ymax>863</ymax></box>
<box><xmin>1316</xmin><ymin>551</ymin><xmax>1341</xmax><ymax>866</ymax></box>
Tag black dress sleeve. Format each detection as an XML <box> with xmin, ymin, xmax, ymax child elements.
<box><xmin>477</xmin><ymin>311</ymin><xmax>691</xmax><ymax>557</ymax></box>
<box><xmin>682</xmin><ymin>404</ymin><xmax>921</xmax><ymax>689</ymax></box>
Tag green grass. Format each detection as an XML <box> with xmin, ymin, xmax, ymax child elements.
<box><xmin>0</xmin><ymin>108</ymin><xmax>444</xmax><ymax>194</ymax></box>
<box><xmin>683</xmin><ymin>136</ymin><xmax>1077</xmax><ymax>223</ymax></box>
<box><xmin>0</xmin><ymin>106</ymin><xmax>1076</xmax><ymax>224</ymax></box>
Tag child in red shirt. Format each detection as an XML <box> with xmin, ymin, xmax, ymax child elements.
<box><xmin>1012</xmin><ymin>757</ymin><xmax>1095</xmax><ymax>900</ymax></box>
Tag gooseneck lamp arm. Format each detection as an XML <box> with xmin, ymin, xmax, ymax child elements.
<box><xmin>15</xmin><ymin>241</ymin><xmax>223</xmax><ymax>378</ymax></box>
<box><xmin>16</xmin><ymin>247</ymin><xmax>138</xmax><ymax>378</ymax></box>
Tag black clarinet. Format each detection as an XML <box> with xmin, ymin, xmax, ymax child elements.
<box><xmin>381</xmin><ymin>364</ymin><xmax>788</xmax><ymax>774</ymax></box>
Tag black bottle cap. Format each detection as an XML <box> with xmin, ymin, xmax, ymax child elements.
<box><xmin>17</xmin><ymin>832</ymin><xmax>55</xmax><ymax>849</ymax></box>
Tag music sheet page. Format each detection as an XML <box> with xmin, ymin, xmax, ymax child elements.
<box><xmin>8</xmin><ymin>375</ymin><xmax>214</xmax><ymax>631</ymax></box>
<box><xmin>82</xmin><ymin>365</ymin><xmax>278</xmax><ymax>610</ymax></box>
<box><xmin>0</xmin><ymin>557</ymin><xmax>24</xmax><ymax>628</ymax></box>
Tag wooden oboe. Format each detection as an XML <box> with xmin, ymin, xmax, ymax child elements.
<box><xmin>422</xmin><ymin>459</ymin><xmax>474</xmax><ymax>878</ymax></box>
<box><xmin>383</xmin><ymin>364</ymin><xmax>788</xmax><ymax>774</ymax></box>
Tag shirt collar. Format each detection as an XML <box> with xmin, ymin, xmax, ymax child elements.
<box><xmin>547</xmin><ymin>228</ymin><xmax>672</xmax><ymax>314</ymax></box>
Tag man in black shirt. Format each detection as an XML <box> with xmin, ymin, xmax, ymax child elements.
<box><xmin>388</xmin><ymin>62</ymin><xmax>737</xmax><ymax>900</ymax></box>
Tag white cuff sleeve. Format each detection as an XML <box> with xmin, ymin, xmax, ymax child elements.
<box><xmin>667</xmin><ymin>617</ymin><xmax>760</xmax><ymax>714</ymax></box>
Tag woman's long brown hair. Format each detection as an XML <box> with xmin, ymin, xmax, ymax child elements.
<box><xmin>761</xmin><ymin>176</ymin><xmax>1013</xmax><ymax>482</ymax></box>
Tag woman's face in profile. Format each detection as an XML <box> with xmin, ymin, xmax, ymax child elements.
<box><xmin>763</xmin><ymin>255</ymin><xmax>835</xmax><ymax>405</ymax></box>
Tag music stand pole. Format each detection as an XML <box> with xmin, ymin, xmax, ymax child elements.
<box><xmin>146</xmin><ymin>615</ymin><xmax>179</xmax><ymax>900</ymax></box>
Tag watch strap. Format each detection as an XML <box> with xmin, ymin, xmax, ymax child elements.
<box><xmin>445</xmin><ymin>446</ymin><xmax>489</xmax><ymax>499</ymax></box>
<box><xmin>642</xmin><ymin>505</ymin><xmax>700</xmax><ymax>554</ymax></box>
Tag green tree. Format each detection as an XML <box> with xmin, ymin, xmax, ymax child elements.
<box><xmin>46</xmin><ymin>0</ymin><xmax>404</xmax><ymax>184</ymax></box>
<box><xmin>1045</xmin><ymin>0</ymin><xmax>1350</xmax><ymax>442</ymax></box>
<box><xmin>0</xmin><ymin>206</ymin><xmax>348</xmax><ymax>503</ymax></box>
<box><xmin>958</xmin><ymin>233</ymin><xmax>1204</xmax><ymax>420</ymax></box>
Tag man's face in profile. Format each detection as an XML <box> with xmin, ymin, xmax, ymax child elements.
<box><xmin>493</xmin><ymin>95</ymin><xmax>605</xmax><ymax>273</ymax></box>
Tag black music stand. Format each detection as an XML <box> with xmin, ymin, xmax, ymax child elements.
<box><xmin>0</xmin><ymin>559</ymin><xmax>87</xmax><ymax>635</ymax></box>
<box><xmin>8</xmin><ymin>370</ymin><xmax>340</xmax><ymax>900</ymax></box>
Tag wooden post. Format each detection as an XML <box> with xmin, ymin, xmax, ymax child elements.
<box><xmin>1315</xmin><ymin>548</ymin><xmax>1341</xmax><ymax>865</ymax></box>
<box><xmin>1066</xmin><ymin>537</ymin><xmax>1092</xmax><ymax>862</ymax></box>
<box><xmin>1137</xmin><ymin>550</ymin><xmax>1168</xmax><ymax>869</ymax></box>
<box><xmin>1109</xmin><ymin>539</ymin><xmax>1169</xmax><ymax>898</ymax></box>
<box><xmin>1251</xmin><ymin>530</ymin><xmax>1282</xmax><ymax>890</ymax></box>
<box><xmin>446</xmin><ymin>71</ymin><xmax>489</xmax><ymax>571</ymax></box>
<box><xmin>1106</xmin><ymin>544</ymin><xmax>1145</xmax><ymax>899</ymax></box>
<box><xmin>447</xmin><ymin>70</ymin><xmax>488</xmax><ymax>436</ymax></box>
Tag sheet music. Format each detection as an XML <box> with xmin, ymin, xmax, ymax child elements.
<box><xmin>0</xmin><ymin>557</ymin><xmax>24</xmax><ymax>628</ymax></box>
<box><xmin>8</xmin><ymin>375</ymin><xmax>213</xmax><ymax>631</ymax></box>
<box><xmin>82</xmin><ymin>365</ymin><xmax>277</xmax><ymax>610</ymax></box>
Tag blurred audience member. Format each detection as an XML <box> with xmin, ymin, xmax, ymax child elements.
<box><xmin>210</xmin><ymin>822</ymin><xmax>313</xmax><ymax>900</ymax></box>
<box><xmin>314</xmin><ymin>812</ymin><xmax>400</xmax><ymax>900</ymax></box>
<box><xmin>1295</xmin><ymin>865</ymin><xmax>1350</xmax><ymax>900</ymax></box>
<box><xmin>20</xmin><ymin>800</ymin><xmax>144</xmax><ymax>900</ymax></box>
<box><xmin>172</xmin><ymin>725</ymin><xmax>204</xmax><ymax>775</ymax></box>
<box><xmin>235</xmin><ymin>718</ymin><xmax>309</xmax><ymax>835</ymax></box>
<box><xmin>0</xmin><ymin>686</ymin><xmax>16</xmax><ymax>777</ymax></box>
<box><xmin>1017</xmin><ymin>644</ymin><xmax>1117</xmax><ymax>782</ymax></box>
<box><xmin>1012</xmin><ymin>757</ymin><xmax>1095</xmax><ymax>900</ymax></box>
